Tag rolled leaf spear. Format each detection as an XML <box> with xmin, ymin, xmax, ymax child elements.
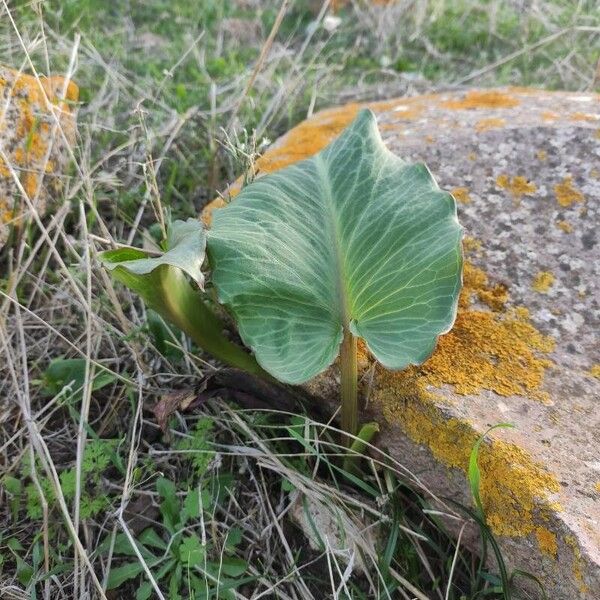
<box><xmin>101</xmin><ymin>109</ymin><xmax>463</xmax><ymax>442</ymax></box>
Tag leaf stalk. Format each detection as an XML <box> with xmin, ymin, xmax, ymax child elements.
<box><xmin>340</xmin><ymin>328</ymin><xmax>358</xmax><ymax>444</ymax></box>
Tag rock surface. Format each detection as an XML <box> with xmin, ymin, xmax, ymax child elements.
<box><xmin>0</xmin><ymin>66</ymin><xmax>78</xmax><ymax>246</ymax></box>
<box><xmin>205</xmin><ymin>88</ymin><xmax>600</xmax><ymax>598</ymax></box>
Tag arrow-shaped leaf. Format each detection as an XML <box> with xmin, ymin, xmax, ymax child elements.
<box><xmin>207</xmin><ymin>109</ymin><xmax>463</xmax><ymax>384</ymax></box>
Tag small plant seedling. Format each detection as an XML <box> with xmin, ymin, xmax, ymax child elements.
<box><xmin>101</xmin><ymin>109</ymin><xmax>463</xmax><ymax>441</ymax></box>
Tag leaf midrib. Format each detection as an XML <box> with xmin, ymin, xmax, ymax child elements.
<box><xmin>315</xmin><ymin>154</ymin><xmax>351</xmax><ymax>331</ymax></box>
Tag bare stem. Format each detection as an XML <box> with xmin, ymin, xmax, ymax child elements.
<box><xmin>340</xmin><ymin>328</ymin><xmax>358</xmax><ymax>445</ymax></box>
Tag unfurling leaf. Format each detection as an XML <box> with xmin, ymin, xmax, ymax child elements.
<box><xmin>99</xmin><ymin>219</ymin><xmax>267</xmax><ymax>377</ymax></box>
<box><xmin>207</xmin><ymin>109</ymin><xmax>463</xmax><ymax>384</ymax></box>
<box><xmin>101</xmin><ymin>218</ymin><xmax>206</xmax><ymax>288</ymax></box>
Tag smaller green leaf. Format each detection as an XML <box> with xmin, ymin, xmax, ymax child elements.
<box><xmin>107</xmin><ymin>562</ymin><xmax>144</xmax><ymax>589</ymax></box>
<box><xmin>156</xmin><ymin>477</ymin><xmax>180</xmax><ymax>532</ymax></box>
<box><xmin>207</xmin><ymin>557</ymin><xmax>247</xmax><ymax>578</ymax></box>
<box><xmin>468</xmin><ymin>423</ymin><xmax>515</xmax><ymax>519</ymax></box>
<box><xmin>225</xmin><ymin>527</ymin><xmax>242</xmax><ymax>550</ymax></box>
<box><xmin>16</xmin><ymin>556</ymin><xmax>33</xmax><ymax>586</ymax></box>
<box><xmin>101</xmin><ymin>219</ymin><xmax>206</xmax><ymax>288</ymax></box>
<box><xmin>178</xmin><ymin>534</ymin><xmax>205</xmax><ymax>567</ymax></box>
<box><xmin>136</xmin><ymin>582</ymin><xmax>153</xmax><ymax>600</ymax></box>
<box><xmin>42</xmin><ymin>358</ymin><xmax>116</xmax><ymax>401</ymax></box>
<box><xmin>138</xmin><ymin>528</ymin><xmax>167</xmax><ymax>551</ymax></box>
<box><xmin>100</xmin><ymin>219</ymin><xmax>267</xmax><ymax>378</ymax></box>
<box><xmin>182</xmin><ymin>487</ymin><xmax>204</xmax><ymax>520</ymax></box>
<box><xmin>343</xmin><ymin>421</ymin><xmax>380</xmax><ymax>474</ymax></box>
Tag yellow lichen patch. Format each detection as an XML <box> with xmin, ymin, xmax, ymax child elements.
<box><xmin>450</xmin><ymin>187</ymin><xmax>471</xmax><ymax>204</ymax></box>
<box><xmin>541</xmin><ymin>111</ymin><xmax>559</xmax><ymax>122</ymax></box>
<box><xmin>554</xmin><ymin>176</ymin><xmax>584</xmax><ymax>207</ymax></box>
<box><xmin>474</xmin><ymin>117</ymin><xmax>506</xmax><ymax>132</ymax></box>
<box><xmin>462</xmin><ymin>236</ymin><xmax>481</xmax><ymax>253</ymax></box>
<box><xmin>468</xmin><ymin>152</ymin><xmax>477</xmax><ymax>161</ymax></box>
<box><xmin>532</xmin><ymin>271</ymin><xmax>555</xmax><ymax>294</ymax></box>
<box><xmin>556</xmin><ymin>220</ymin><xmax>573</xmax><ymax>233</ymax></box>
<box><xmin>0</xmin><ymin>196</ymin><xmax>14</xmax><ymax>224</ymax></box>
<box><xmin>496</xmin><ymin>174</ymin><xmax>537</xmax><ymax>199</ymax></box>
<box><xmin>590</xmin><ymin>365</ymin><xmax>600</xmax><ymax>379</ymax></box>
<box><xmin>536</xmin><ymin>149</ymin><xmax>547</xmax><ymax>161</ymax></box>
<box><xmin>565</xmin><ymin>535</ymin><xmax>590</xmax><ymax>594</ymax></box>
<box><xmin>371</xmin><ymin>254</ymin><xmax>560</xmax><ymax>537</ymax></box>
<box><xmin>442</xmin><ymin>90</ymin><xmax>519</xmax><ymax>110</ymax></box>
<box><xmin>256</xmin><ymin>103</ymin><xmax>362</xmax><ymax>173</ymax></box>
<box><xmin>376</xmin><ymin>382</ymin><xmax>560</xmax><ymax>537</ymax></box>
<box><xmin>594</xmin><ymin>482</ymin><xmax>600</xmax><ymax>493</ymax></box>
<box><xmin>569</xmin><ymin>112</ymin><xmax>599</xmax><ymax>122</ymax></box>
<box><xmin>374</xmin><ymin>260</ymin><xmax>554</xmax><ymax>401</ymax></box>
<box><xmin>23</xmin><ymin>172</ymin><xmax>39</xmax><ymax>198</ymax></box>
<box><xmin>535</xmin><ymin>526</ymin><xmax>558</xmax><ymax>558</ymax></box>
<box><xmin>0</xmin><ymin>156</ymin><xmax>8</xmax><ymax>178</ymax></box>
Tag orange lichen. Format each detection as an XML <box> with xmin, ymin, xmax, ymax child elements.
<box><xmin>541</xmin><ymin>111</ymin><xmax>559</xmax><ymax>122</ymax></box>
<box><xmin>257</xmin><ymin>103</ymin><xmax>362</xmax><ymax>173</ymax></box>
<box><xmin>590</xmin><ymin>365</ymin><xmax>600</xmax><ymax>379</ymax></box>
<box><xmin>554</xmin><ymin>176</ymin><xmax>584</xmax><ymax>207</ymax></box>
<box><xmin>556</xmin><ymin>220</ymin><xmax>573</xmax><ymax>233</ymax></box>
<box><xmin>372</xmin><ymin>260</ymin><xmax>555</xmax><ymax>402</ymax></box>
<box><xmin>535</xmin><ymin>527</ymin><xmax>558</xmax><ymax>558</ymax></box>
<box><xmin>370</xmin><ymin>250</ymin><xmax>560</xmax><ymax>537</ymax></box>
<box><xmin>569</xmin><ymin>112</ymin><xmax>599</xmax><ymax>122</ymax></box>
<box><xmin>376</xmin><ymin>381</ymin><xmax>560</xmax><ymax>537</ymax></box>
<box><xmin>451</xmin><ymin>187</ymin><xmax>471</xmax><ymax>204</ymax></box>
<box><xmin>496</xmin><ymin>174</ymin><xmax>537</xmax><ymax>199</ymax></box>
<box><xmin>565</xmin><ymin>535</ymin><xmax>590</xmax><ymax>594</ymax></box>
<box><xmin>462</xmin><ymin>236</ymin><xmax>481</xmax><ymax>253</ymax></box>
<box><xmin>442</xmin><ymin>90</ymin><xmax>519</xmax><ymax>110</ymax></box>
<box><xmin>474</xmin><ymin>117</ymin><xmax>506</xmax><ymax>132</ymax></box>
<box><xmin>532</xmin><ymin>271</ymin><xmax>555</xmax><ymax>294</ymax></box>
<box><xmin>0</xmin><ymin>196</ymin><xmax>14</xmax><ymax>224</ymax></box>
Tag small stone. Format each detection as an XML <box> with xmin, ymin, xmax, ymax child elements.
<box><xmin>0</xmin><ymin>65</ymin><xmax>78</xmax><ymax>247</ymax></box>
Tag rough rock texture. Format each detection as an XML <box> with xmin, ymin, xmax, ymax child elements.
<box><xmin>0</xmin><ymin>66</ymin><xmax>79</xmax><ymax>246</ymax></box>
<box><xmin>204</xmin><ymin>88</ymin><xmax>600</xmax><ymax>598</ymax></box>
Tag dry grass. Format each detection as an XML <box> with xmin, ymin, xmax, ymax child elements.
<box><xmin>0</xmin><ymin>0</ymin><xmax>598</xmax><ymax>598</ymax></box>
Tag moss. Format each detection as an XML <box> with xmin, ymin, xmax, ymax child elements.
<box><xmin>496</xmin><ymin>174</ymin><xmax>537</xmax><ymax>199</ymax></box>
<box><xmin>554</xmin><ymin>176</ymin><xmax>584</xmax><ymax>207</ymax></box>
<box><xmin>532</xmin><ymin>271</ymin><xmax>555</xmax><ymax>294</ymax></box>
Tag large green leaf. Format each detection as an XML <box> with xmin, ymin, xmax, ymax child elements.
<box><xmin>207</xmin><ymin>109</ymin><xmax>463</xmax><ymax>384</ymax></box>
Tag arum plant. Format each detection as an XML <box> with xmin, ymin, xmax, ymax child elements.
<box><xmin>101</xmin><ymin>109</ymin><xmax>463</xmax><ymax>443</ymax></box>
